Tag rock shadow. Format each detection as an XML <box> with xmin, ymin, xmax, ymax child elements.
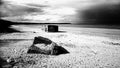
<box><xmin>47</xmin><ymin>31</ymin><xmax>66</xmax><ymax>33</ymax></box>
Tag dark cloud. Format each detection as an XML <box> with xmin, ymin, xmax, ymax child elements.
<box><xmin>77</xmin><ymin>3</ymin><xmax>120</xmax><ymax>25</ymax></box>
<box><xmin>0</xmin><ymin>0</ymin><xmax>2</xmax><ymax>5</ymax></box>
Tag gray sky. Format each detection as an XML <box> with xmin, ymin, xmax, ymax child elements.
<box><xmin>1</xmin><ymin>0</ymin><xmax>120</xmax><ymax>23</ymax></box>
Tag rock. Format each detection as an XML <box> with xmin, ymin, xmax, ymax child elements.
<box><xmin>52</xmin><ymin>45</ymin><xmax>69</xmax><ymax>55</ymax></box>
<box><xmin>33</xmin><ymin>36</ymin><xmax>52</xmax><ymax>45</ymax></box>
<box><xmin>27</xmin><ymin>36</ymin><xmax>69</xmax><ymax>55</ymax></box>
<box><xmin>27</xmin><ymin>42</ymin><xmax>56</xmax><ymax>55</ymax></box>
<box><xmin>0</xmin><ymin>57</ymin><xmax>12</xmax><ymax>68</ymax></box>
<box><xmin>48</xmin><ymin>25</ymin><xmax>58</xmax><ymax>32</ymax></box>
<box><xmin>27</xmin><ymin>45</ymin><xmax>51</xmax><ymax>54</ymax></box>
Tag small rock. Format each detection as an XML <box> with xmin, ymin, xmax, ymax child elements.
<box><xmin>0</xmin><ymin>57</ymin><xmax>13</xmax><ymax>68</ymax></box>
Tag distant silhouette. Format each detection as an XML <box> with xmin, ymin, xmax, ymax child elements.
<box><xmin>0</xmin><ymin>19</ymin><xmax>19</xmax><ymax>33</ymax></box>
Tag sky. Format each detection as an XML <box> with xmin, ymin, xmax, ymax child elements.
<box><xmin>1</xmin><ymin>0</ymin><xmax>120</xmax><ymax>24</ymax></box>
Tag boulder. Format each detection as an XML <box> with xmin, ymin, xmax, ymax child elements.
<box><xmin>33</xmin><ymin>36</ymin><xmax>52</xmax><ymax>45</ymax></box>
<box><xmin>52</xmin><ymin>45</ymin><xmax>69</xmax><ymax>55</ymax></box>
<box><xmin>27</xmin><ymin>42</ymin><xmax>56</xmax><ymax>55</ymax></box>
<box><xmin>27</xmin><ymin>36</ymin><xmax>69</xmax><ymax>55</ymax></box>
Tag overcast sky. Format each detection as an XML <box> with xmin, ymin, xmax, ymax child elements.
<box><xmin>1</xmin><ymin>0</ymin><xmax>120</xmax><ymax>24</ymax></box>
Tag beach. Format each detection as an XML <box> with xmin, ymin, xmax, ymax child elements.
<box><xmin>0</xmin><ymin>24</ymin><xmax>120</xmax><ymax>68</ymax></box>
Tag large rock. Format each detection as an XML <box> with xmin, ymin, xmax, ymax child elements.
<box><xmin>27</xmin><ymin>36</ymin><xmax>69</xmax><ymax>55</ymax></box>
<box><xmin>33</xmin><ymin>36</ymin><xmax>52</xmax><ymax>45</ymax></box>
<box><xmin>52</xmin><ymin>45</ymin><xmax>69</xmax><ymax>55</ymax></box>
<box><xmin>27</xmin><ymin>42</ymin><xmax>55</xmax><ymax>55</ymax></box>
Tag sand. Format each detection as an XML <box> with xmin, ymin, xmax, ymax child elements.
<box><xmin>0</xmin><ymin>25</ymin><xmax>120</xmax><ymax>68</ymax></box>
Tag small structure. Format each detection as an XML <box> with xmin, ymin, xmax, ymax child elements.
<box><xmin>48</xmin><ymin>25</ymin><xmax>58</xmax><ymax>32</ymax></box>
<box><xmin>43</xmin><ymin>25</ymin><xmax>58</xmax><ymax>32</ymax></box>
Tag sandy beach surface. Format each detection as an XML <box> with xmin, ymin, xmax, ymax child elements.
<box><xmin>0</xmin><ymin>25</ymin><xmax>120</xmax><ymax>68</ymax></box>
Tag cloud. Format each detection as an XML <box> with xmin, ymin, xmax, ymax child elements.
<box><xmin>0</xmin><ymin>0</ymin><xmax>47</xmax><ymax>17</ymax></box>
<box><xmin>1</xmin><ymin>0</ymin><xmax>120</xmax><ymax>24</ymax></box>
<box><xmin>44</xmin><ymin>7</ymin><xmax>76</xmax><ymax>15</ymax></box>
<box><xmin>77</xmin><ymin>3</ymin><xmax>120</xmax><ymax>25</ymax></box>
